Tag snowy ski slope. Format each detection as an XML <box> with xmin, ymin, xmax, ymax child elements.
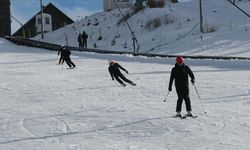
<box><xmin>1</xmin><ymin>38</ymin><xmax>250</xmax><ymax>150</ymax></box>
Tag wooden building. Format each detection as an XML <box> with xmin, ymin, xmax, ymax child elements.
<box><xmin>0</xmin><ymin>0</ymin><xmax>11</xmax><ymax>37</ymax></box>
<box><xmin>13</xmin><ymin>3</ymin><xmax>74</xmax><ymax>38</ymax></box>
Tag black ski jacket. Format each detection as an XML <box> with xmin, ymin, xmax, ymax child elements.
<box><xmin>82</xmin><ymin>32</ymin><xmax>88</xmax><ymax>39</ymax></box>
<box><xmin>108</xmin><ymin>63</ymin><xmax>128</xmax><ymax>79</ymax></box>
<box><xmin>61</xmin><ymin>49</ymin><xmax>71</xmax><ymax>59</ymax></box>
<box><xmin>58</xmin><ymin>48</ymin><xmax>63</xmax><ymax>56</ymax></box>
<box><xmin>169</xmin><ymin>63</ymin><xmax>195</xmax><ymax>94</ymax></box>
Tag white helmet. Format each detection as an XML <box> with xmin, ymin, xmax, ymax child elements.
<box><xmin>108</xmin><ymin>60</ymin><xmax>115</xmax><ymax>65</ymax></box>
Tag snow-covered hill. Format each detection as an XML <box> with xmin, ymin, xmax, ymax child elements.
<box><xmin>34</xmin><ymin>0</ymin><xmax>250</xmax><ymax>57</ymax></box>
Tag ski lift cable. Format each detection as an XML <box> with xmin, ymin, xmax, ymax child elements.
<box><xmin>144</xmin><ymin>22</ymin><xmax>199</xmax><ymax>53</ymax></box>
<box><xmin>226</xmin><ymin>0</ymin><xmax>250</xmax><ymax>18</ymax></box>
<box><xmin>113</xmin><ymin>0</ymin><xmax>140</xmax><ymax>52</ymax></box>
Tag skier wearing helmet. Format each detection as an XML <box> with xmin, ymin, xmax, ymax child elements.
<box><xmin>168</xmin><ymin>56</ymin><xmax>195</xmax><ymax>118</ymax></box>
<box><xmin>60</xmin><ymin>46</ymin><xmax>76</xmax><ymax>69</ymax></box>
<box><xmin>108</xmin><ymin>60</ymin><xmax>136</xmax><ymax>87</ymax></box>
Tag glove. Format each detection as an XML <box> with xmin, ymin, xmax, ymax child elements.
<box><xmin>125</xmin><ymin>70</ymin><xmax>128</xmax><ymax>74</ymax></box>
<box><xmin>168</xmin><ymin>87</ymin><xmax>172</xmax><ymax>91</ymax></box>
<box><xmin>191</xmin><ymin>79</ymin><xmax>195</xmax><ymax>84</ymax></box>
<box><xmin>112</xmin><ymin>78</ymin><xmax>114</xmax><ymax>80</ymax></box>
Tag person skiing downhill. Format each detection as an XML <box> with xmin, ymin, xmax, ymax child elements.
<box><xmin>168</xmin><ymin>56</ymin><xmax>195</xmax><ymax>118</ymax></box>
<box><xmin>60</xmin><ymin>45</ymin><xmax>76</xmax><ymax>69</ymax></box>
<box><xmin>108</xmin><ymin>60</ymin><xmax>136</xmax><ymax>87</ymax></box>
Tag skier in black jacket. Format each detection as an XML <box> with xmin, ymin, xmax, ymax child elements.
<box><xmin>61</xmin><ymin>46</ymin><xmax>76</xmax><ymax>69</ymax></box>
<box><xmin>108</xmin><ymin>60</ymin><xmax>136</xmax><ymax>86</ymax></box>
<box><xmin>168</xmin><ymin>56</ymin><xmax>195</xmax><ymax>117</ymax></box>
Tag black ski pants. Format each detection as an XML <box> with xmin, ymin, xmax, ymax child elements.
<box><xmin>78</xmin><ymin>42</ymin><xmax>82</xmax><ymax>48</ymax></box>
<box><xmin>82</xmin><ymin>39</ymin><xmax>87</xmax><ymax>48</ymax></box>
<box><xmin>58</xmin><ymin>56</ymin><xmax>64</xmax><ymax>64</ymax></box>
<box><xmin>64</xmin><ymin>57</ymin><xmax>76</xmax><ymax>68</ymax></box>
<box><xmin>114</xmin><ymin>73</ymin><xmax>132</xmax><ymax>84</ymax></box>
<box><xmin>176</xmin><ymin>86</ymin><xmax>192</xmax><ymax>112</ymax></box>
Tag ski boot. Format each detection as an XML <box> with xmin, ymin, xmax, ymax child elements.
<box><xmin>185</xmin><ymin>112</ymin><xmax>198</xmax><ymax>118</ymax></box>
<box><xmin>176</xmin><ymin>114</ymin><xmax>182</xmax><ymax>118</ymax></box>
<box><xmin>129</xmin><ymin>82</ymin><xmax>136</xmax><ymax>86</ymax></box>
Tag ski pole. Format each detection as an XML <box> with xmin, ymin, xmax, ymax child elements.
<box><xmin>193</xmin><ymin>83</ymin><xmax>207</xmax><ymax>114</ymax></box>
<box><xmin>163</xmin><ymin>91</ymin><xmax>170</xmax><ymax>102</ymax></box>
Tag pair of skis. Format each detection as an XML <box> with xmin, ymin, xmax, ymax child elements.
<box><xmin>67</xmin><ymin>67</ymin><xmax>76</xmax><ymax>69</ymax></box>
<box><xmin>174</xmin><ymin>114</ymin><xmax>198</xmax><ymax>119</ymax></box>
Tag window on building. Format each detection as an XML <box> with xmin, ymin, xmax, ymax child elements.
<box><xmin>37</xmin><ymin>18</ymin><xmax>41</xmax><ymax>25</ymax></box>
<box><xmin>45</xmin><ymin>18</ymin><xmax>50</xmax><ymax>25</ymax></box>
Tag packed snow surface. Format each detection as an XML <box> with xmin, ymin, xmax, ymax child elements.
<box><xmin>1</xmin><ymin>37</ymin><xmax>250</xmax><ymax>150</ymax></box>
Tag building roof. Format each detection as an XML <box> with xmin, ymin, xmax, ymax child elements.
<box><xmin>13</xmin><ymin>2</ymin><xmax>74</xmax><ymax>36</ymax></box>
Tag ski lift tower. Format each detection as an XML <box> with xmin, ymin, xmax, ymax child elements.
<box><xmin>40</xmin><ymin>0</ymin><xmax>44</xmax><ymax>39</ymax></box>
